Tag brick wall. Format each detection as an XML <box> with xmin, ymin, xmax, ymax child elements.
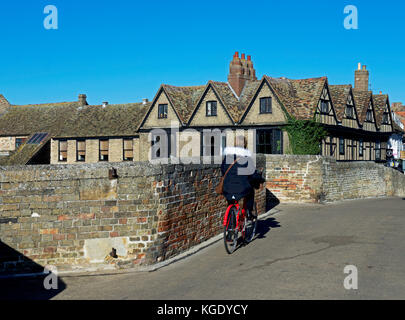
<box><xmin>2</xmin><ymin>154</ymin><xmax>404</xmax><ymax>275</ymax></box>
<box><xmin>265</xmin><ymin>154</ymin><xmax>405</xmax><ymax>203</ymax></box>
<box><xmin>0</xmin><ymin>156</ymin><xmax>266</xmax><ymax>274</ymax></box>
<box><xmin>265</xmin><ymin>155</ymin><xmax>324</xmax><ymax>202</ymax></box>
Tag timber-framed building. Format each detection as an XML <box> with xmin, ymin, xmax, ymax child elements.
<box><xmin>0</xmin><ymin>53</ymin><xmax>402</xmax><ymax>165</ymax></box>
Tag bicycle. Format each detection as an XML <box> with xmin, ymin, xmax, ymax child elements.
<box><xmin>223</xmin><ymin>200</ymin><xmax>258</xmax><ymax>254</ymax></box>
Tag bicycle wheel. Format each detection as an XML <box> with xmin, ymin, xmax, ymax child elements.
<box><xmin>244</xmin><ymin>202</ymin><xmax>258</xmax><ymax>243</ymax></box>
<box><xmin>224</xmin><ymin>206</ymin><xmax>238</xmax><ymax>254</ymax></box>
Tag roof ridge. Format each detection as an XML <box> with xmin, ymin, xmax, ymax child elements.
<box><xmin>11</xmin><ymin>101</ymin><xmax>77</xmax><ymax>107</ymax></box>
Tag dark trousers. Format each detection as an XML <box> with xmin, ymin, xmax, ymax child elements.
<box><xmin>227</xmin><ymin>190</ymin><xmax>255</xmax><ymax>213</ymax></box>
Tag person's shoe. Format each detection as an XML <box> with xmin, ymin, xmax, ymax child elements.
<box><xmin>247</xmin><ymin>210</ymin><xmax>257</xmax><ymax>220</ymax></box>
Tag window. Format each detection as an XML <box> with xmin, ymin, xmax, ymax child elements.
<box><xmin>221</xmin><ymin>135</ymin><xmax>227</xmax><ymax>155</ymax></box>
<box><xmin>366</xmin><ymin>109</ymin><xmax>373</xmax><ymax>122</ymax></box>
<box><xmin>320</xmin><ymin>100</ymin><xmax>329</xmax><ymax>114</ymax></box>
<box><xmin>152</xmin><ymin>135</ymin><xmax>160</xmax><ymax>158</ymax></box>
<box><xmin>123</xmin><ymin>139</ymin><xmax>133</xmax><ymax>161</ymax></box>
<box><xmin>256</xmin><ymin>129</ymin><xmax>282</xmax><ymax>154</ymax></box>
<box><xmin>202</xmin><ymin>132</ymin><xmax>224</xmax><ymax>157</ymax></box>
<box><xmin>206</xmin><ymin>101</ymin><xmax>217</xmax><ymax>116</ymax></box>
<box><xmin>260</xmin><ymin>97</ymin><xmax>272</xmax><ymax>114</ymax></box>
<box><xmin>58</xmin><ymin>140</ymin><xmax>67</xmax><ymax>162</ymax></box>
<box><xmin>15</xmin><ymin>137</ymin><xmax>27</xmax><ymax>149</ymax></box>
<box><xmin>329</xmin><ymin>136</ymin><xmax>335</xmax><ymax>156</ymax></box>
<box><xmin>99</xmin><ymin>139</ymin><xmax>109</xmax><ymax>161</ymax></box>
<box><xmin>351</xmin><ymin>140</ymin><xmax>356</xmax><ymax>160</ymax></box>
<box><xmin>375</xmin><ymin>141</ymin><xmax>381</xmax><ymax>160</ymax></box>
<box><xmin>339</xmin><ymin>138</ymin><xmax>345</xmax><ymax>155</ymax></box>
<box><xmin>359</xmin><ymin>140</ymin><xmax>363</xmax><ymax>157</ymax></box>
<box><xmin>151</xmin><ymin>133</ymin><xmax>170</xmax><ymax>159</ymax></box>
<box><xmin>76</xmin><ymin>140</ymin><xmax>86</xmax><ymax>162</ymax></box>
<box><xmin>158</xmin><ymin>104</ymin><xmax>168</xmax><ymax>119</ymax></box>
<box><xmin>346</xmin><ymin>105</ymin><xmax>354</xmax><ymax>119</ymax></box>
<box><xmin>382</xmin><ymin>112</ymin><xmax>389</xmax><ymax>124</ymax></box>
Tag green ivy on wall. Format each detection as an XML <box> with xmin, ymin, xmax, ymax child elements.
<box><xmin>283</xmin><ymin>117</ymin><xmax>328</xmax><ymax>155</ymax></box>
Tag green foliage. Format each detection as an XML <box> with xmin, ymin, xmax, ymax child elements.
<box><xmin>283</xmin><ymin>117</ymin><xmax>328</xmax><ymax>155</ymax></box>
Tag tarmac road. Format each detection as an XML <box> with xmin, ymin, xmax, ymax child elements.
<box><xmin>2</xmin><ymin>197</ymin><xmax>405</xmax><ymax>300</ymax></box>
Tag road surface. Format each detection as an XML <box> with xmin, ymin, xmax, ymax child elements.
<box><xmin>2</xmin><ymin>197</ymin><xmax>405</xmax><ymax>300</ymax></box>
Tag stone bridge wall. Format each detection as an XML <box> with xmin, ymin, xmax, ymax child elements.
<box><xmin>0</xmin><ymin>156</ymin><xmax>266</xmax><ymax>274</ymax></box>
<box><xmin>264</xmin><ymin>155</ymin><xmax>405</xmax><ymax>203</ymax></box>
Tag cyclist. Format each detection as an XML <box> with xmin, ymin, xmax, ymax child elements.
<box><xmin>221</xmin><ymin>135</ymin><xmax>265</xmax><ymax>219</ymax></box>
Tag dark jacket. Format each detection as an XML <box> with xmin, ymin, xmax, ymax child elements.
<box><xmin>220</xmin><ymin>147</ymin><xmax>265</xmax><ymax>202</ymax></box>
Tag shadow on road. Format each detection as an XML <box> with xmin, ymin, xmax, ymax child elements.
<box><xmin>0</xmin><ymin>275</ymin><xmax>67</xmax><ymax>300</ymax></box>
<box><xmin>256</xmin><ymin>217</ymin><xmax>281</xmax><ymax>239</ymax></box>
<box><xmin>0</xmin><ymin>241</ymin><xmax>66</xmax><ymax>300</ymax></box>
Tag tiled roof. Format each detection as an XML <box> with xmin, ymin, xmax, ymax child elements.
<box><xmin>264</xmin><ymin>76</ymin><xmax>327</xmax><ymax>120</ymax></box>
<box><xmin>329</xmin><ymin>85</ymin><xmax>352</xmax><ymax>122</ymax></box>
<box><xmin>57</xmin><ymin>102</ymin><xmax>150</xmax><ymax>138</ymax></box>
<box><xmin>395</xmin><ymin>111</ymin><xmax>405</xmax><ymax>119</ymax></box>
<box><xmin>0</xmin><ymin>101</ymin><xmax>150</xmax><ymax>138</ymax></box>
<box><xmin>162</xmin><ymin>84</ymin><xmax>206</xmax><ymax>124</ymax></box>
<box><xmin>210</xmin><ymin>81</ymin><xmax>239</xmax><ymax>123</ymax></box>
<box><xmin>373</xmin><ymin>94</ymin><xmax>389</xmax><ymax>127</ymax></box>
<box><xmin>391</xmin><ymin>103</ymin><xmax>405</xmax><ymax>112</ymax></box>
<box><xmin>352</xmin><ymin>90</ymin><xmax>373</xmax><ymax>125</ymax></box>
<box><xmin>202</xmin><ymin>80</ymin><xmax>262</xmax><ymax>123</ymax></box>
<box><xmin>0</xmin><ymin>102</ymin><xmax>80</xmax><ymax>136</ymax></box>
<box><xmin>237</xmin><ymin>80</ymin><xmax>262</xmax><ymax>122</ymax></box>
<box><xmin>0</xmin><ymin>94</ymin><xmax>10</xmax><ymax>106</ymax></box>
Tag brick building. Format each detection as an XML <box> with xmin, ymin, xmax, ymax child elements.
<box><xmin>0</xmin><ymin>53</ymin><xmax>403</xmax><ymax>165</ymax></box>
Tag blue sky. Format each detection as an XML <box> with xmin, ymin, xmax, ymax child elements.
<box><xmin>0</xmin><ymin>0</ymin><xmax>404</xmax><ymax>105</ymax></box>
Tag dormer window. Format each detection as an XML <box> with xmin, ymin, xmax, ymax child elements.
<box><xmin>158</xmin><ymin>104</ymin><xmax>168</xmax><ymax>119</ymax></box>
<box><xmin>382</xmin><ymin>112</ymin><xmax>389</xmax><ymax>124</ymax></box>
<box><xmin>346</xmin><ymin>105</ymin><xmax>354</xmax><ymax>119</ymax></box>
<box><xmin>320</xmin><ymin>100</ymin><xmax>329</xmax><ymax>114</ymax></box>
<box><xmin>259</xmin><ymin>97</ymin><xmax>272</xmax><ymax>114</ymax></box>
<box><xmin>206</xmin><ymin>101</ymin><xmax>217</xmax><ymax>116</ymax></box>
<box><xmin>366</xmin><ymin>109</ymin><xmax>373</xmax><ymax>122</ymax></box>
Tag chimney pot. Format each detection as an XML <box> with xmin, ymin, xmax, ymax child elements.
<box><xmin>362</xmin><ymin>65</ymin><xmax>367</xmax><ymax>70</ymax></box>
<box><xmin>234</xmin><ymin>51</ymin><xmax>239</xmax><ymax>58</ymax></box>
<box><xmin>78</xmin><ymin>94</ymin><xmax>88</xmax><ymax>106</ymax></box>
<box><xmin>142</xmin><ymin>98</ymin><xmax>149</xmax><ymax>104</ymax></box>
<box><xmin>102</xmin><ymin>101</ymin><xmax>108</xmax><ymax>107</ymax></box>
<box><xmin>358</xmin><ymin>63</ymin><xmax>361</xmax><ymax>70</ymax></box>
<box><xmin>228</xmin><ymin>52</ymin><xmax>257</xmax><ymax>97</ymax></box>
<box><xmin>247</xmin><ymin>55</ymin><xmax>251</xmax><ymax>61</ymax></box>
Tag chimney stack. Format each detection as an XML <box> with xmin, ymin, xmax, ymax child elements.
<box><xmin>78</xmin><ymin>94</ymin><xmax>88</xmax><ymax>106</ymax></box>
<box><xmin>142</xmin><ymin>98</ymin><xmax>149</xmax><ymax>105</ymax></box>
<box><xmin>354</xmin><ymin>63</ymin><xmax>369</xmax><ymax>91</ymax></box>
<box><xmin>102</xmin><ymin>101</ymin><xmax>108</xmax><ymax>107</ymax></box>
<box><xmin>228</xmin><ymin>52</ymin><xmax>257</xmax><ymax>97</ymax></box>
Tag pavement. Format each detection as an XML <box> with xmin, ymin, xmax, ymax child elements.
<box><xmin>1</xmin><ymin>197</ymin><xmax>405</xmax><ymax>300</ymax></box>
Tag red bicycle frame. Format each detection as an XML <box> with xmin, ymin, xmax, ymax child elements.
<box><xmin>223</xmin><ymin>201</ymin><xmax>247</xmax><ymax>234</ymax></box>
